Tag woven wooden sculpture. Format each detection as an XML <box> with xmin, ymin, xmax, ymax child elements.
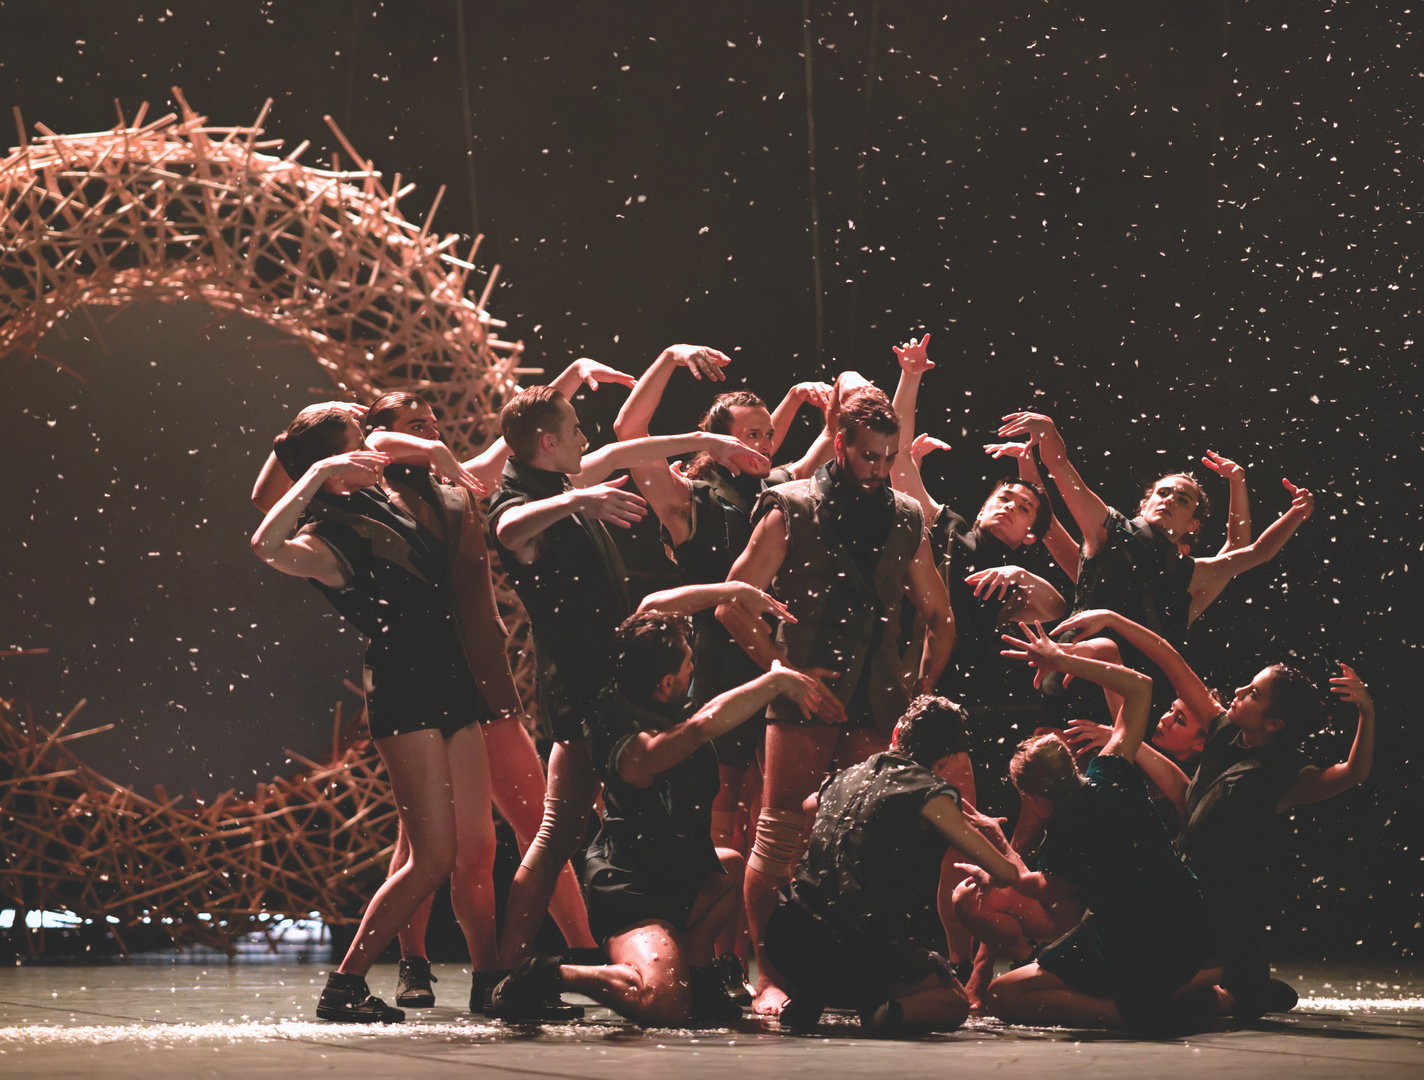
<box><xmin>1</xmin><ymin>93</ymin><xmax>544</xmax><ymax>954</ymax></box>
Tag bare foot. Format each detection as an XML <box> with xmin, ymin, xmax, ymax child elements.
<box><xmin>752</xmin><ymin>978</ymin><xmax>790</xmax><ymax>1016</ymax></box>
<box><xmin>964</xmin><ymin>946</ymin><xmax>995</xmax><ymax>1013</ymax></box>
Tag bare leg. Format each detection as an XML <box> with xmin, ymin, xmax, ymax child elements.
<box><xmin>339</xmin><ymin>730</ymin><xmax>457</xmax><ymax>976</ymax></box>
<box><xmin>986</xmin><ymin>962</ymin><xmax>1121</xmax><ymax>1027</ymax></box>
<box><xmin>445</xmin><ymin>723</ymin><xmax>499</xmax><ymax>970</ymax></box>
<box><xmin>745</xmin><ymin>722</ymin><xmax>838</xmax><ymax>1015</ymax></box>
<box><xmin>389</xmin><ymin>827</ymin><xmax>435</xmax><ymax>960</ymax></box>
<box><xmin>483</xmin><ymin>717</ymin><xmax>596</xmax><ymax>950</ymax></box>
<box><xmin>498</xmin><ymin>739</ymin><xmax>600</xmax><ymax>968</ymax></box>
<box><xmin>934</xmin><ymin>751</ymin><xmax>977</xmax><ymax>964</ymax></box>
<box><xmin>684</xmin><ymin>850</ymin><xmax>745</xmax><ymax>967</ymax></box>
<box><xmin>885</xmin><ymin>969</ymin><xmax>972</xmax><ymax>1032</ymax></box>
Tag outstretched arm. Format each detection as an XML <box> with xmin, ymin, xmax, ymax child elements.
<box><xmin>1054</xmin><ymin>608</ymin><xmax>1222</xmax><ymax>727</ymax></box>
<box><xmin>250</xmin><ymin>401</ymin><xmax>369</xmax><ymax>512</ymax></box>
<box><xmin>1187</xmin><ymin>477</ymin><xmax>1314</xmax><ymax>623</ymax></box>
<box><xmin>997</xmin><ymin>413</ymin><xmax>1113</xmax><ymax>557</ymax></box>
<box><xmin>965</xmin><ymin>566</ymin><xmax>1065</xmax><ymax>625</ymax></box>
<box><xmin>921</xmin><ymin>795</ymin><xmax>1021</xmax><ymax>887</ymax></box>
<box><xmin>494</xmin><ymin>476</ymin><xmax>648</xmax><ymax>561</ymax></box>
<box><xmin>1279</xmin><ymin>664</ymin><xmax>1376</xmax><ymax>811</ymax></box>
<box><xmin>984</xmin><ymin>438</ymin><xmax>1080</xmax><ymax>581</ymax></box>
<box><xmin>577</xmin><ymin>431</ymin><xmax>768</xmax><ymax>488</ymax></box>
<box><xmin>636</xmin><ymin>580</ymin><xmax>793</xmax><ymax>625</ymax></box>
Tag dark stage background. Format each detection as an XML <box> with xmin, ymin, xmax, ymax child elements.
<box><xmin>2</xmin><ymin>3</ymin><xmax>1419</xmax><ymax>961</ymax></box>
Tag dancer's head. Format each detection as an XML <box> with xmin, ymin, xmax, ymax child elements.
<box><xmin>1138</xmin><ymin>472</ymin><xmax>1211</xmax><ymax>547</ymax></box>
<box><xmin>611</xmin><ymin>612</ymin><xmax>694</xmax><ymax>702</ymax></box>
<box><xmin>1153</xmin><ymin>698</ymin><xmax>1212</xmax><ymax>760</ymax></box>
<box><xmin>272</xmin><ymin>406</ymin><xmax>362</xmax><ymax>487</ymax></box>
<box><xmin>1227</xmin><ymin>664</ymin><xmax>1324</xmax><ymax>745</ymax></box>
<box><xmin>500</xmin><ymin>386</ymin><xmax>585</xmax><ymax>472</ymax></box>
<box><xmin>834</xmin><ymin>391</ymin><xmax>899</xmax><ymax>493</ymax></box>
<box><xmin>891</xmin><ymin>695</ymin><xmax>971</xmax><ymax>774</ymax></box>
<box><xmin>686</xmin><ymin>390</ymin><xmax>774</xmax><ymax>480</ymax></box>
<box><xmin>976</xmin><ymin>480</ymin><xmax>1051</xmax><ymax>548</ymax></box>
<box><xmin>1009</xmin><ymin>733</ymin><xmax>1083</xmax><ymax>817</ymax></box>
<box><xmin>365</xmin><ymin>391</ymin><xmax>438</xmax><ymax>440</ymax></box>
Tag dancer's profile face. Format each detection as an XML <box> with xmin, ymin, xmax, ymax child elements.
<box><xmin>836</xmin><ymin>428</ymin><xmax>897</xmax><ymax>491</ymax></box>
<box><xmin>1226</xmin><ymin>668</ymin><xmax>1277</xmax><ymax>732</ymax></box>
<box><xmin>725</xmin><ymin>405</ymin><xmax>775</xmax><ymax>477</ymax></box>
<box><xmin>547</xmin><ymin>397</ymin><xmax>588</xmax><ymax>474</ymax></box>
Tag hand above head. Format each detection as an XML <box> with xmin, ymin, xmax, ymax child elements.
<box><xmin>1064</xmin><ymin>718</ymin><xmax>1112</xmax><ymax>757</ymax></box>
<box><xmin>299</xmin><ymin>400</ymin><xmax>368</xmax><ymax>423</ymax></box>
<box><xmin>1201</xmin><ymin>449</ymin><xmax>1245</xmax><ymax>483</ymax></box>
<box><xmin>983</xmin><ymin>438</ymin><xmax>1035</xmax><ymax>462</ymax></box>
<box><xmin>703</xmin><ymin>433</ymin><xmax>771</xmax><ymax>476</ymax></box>
<box><xmin>728</xmin><ymin>583</ymin><xmax>796</xmax><ymax>625</ymax></box>
<box><xmin>1282</xmin><ymin>477</ymin><xmax>1315</xmax><ymax>519</ymax></box>
<box><xmin>575</xmin><ymin>474</ymin><xmax>648</xmax><ymax>528</ymax></box>
<box><xmin>790</xmin><ymin>380</ymin><xmax>837</xmax><ymax>415</ymax></box>
<box><xmin>911</xmin><ymin>433</ymin><xmax>951</xmax><ymax>468</ymax></box>
<box><xmin>965</xmin><ymin>566</ymin><xmax>1024</xmax><ymax>602</ymax></box>
<box><xmin>428</xmin><ymin>442</ymin><xmax>487</xmax><ymax>497</ymax></box>
<box><xmin>1329</xmin><ymin>662</ymin><xmax>1372</xmax><ymax>711</ymax></box>
<box><xmin>892</xmin><ymin>332</ymin><xmax>934</xmax><ymax>375</ymax></box>
<box><xmin>1001</xmin><ymin>620</ymin><xmax>1069</xmax><ymax>688</ymax></box>
<box><xmin>1053</xmin><ymin>608</ymin><xmax>1119</xmax><ymax>640</ymax></box>
<box><xmin>997</xmin><ymin>412</ymin><xmax>1058</xmax><ymax>443</ymax></box>
<box><xmin>663</xmin><ymin>344</ymin><xmax>730</xmax><ymax>382</ymax></box>
<box><xmin>571</xmin><ymin>357</ymin><xmax>638</xmax><ymax>392</ymax></box>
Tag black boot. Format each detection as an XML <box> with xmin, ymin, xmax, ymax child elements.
<box><xmin>471</xmin><ymin>969</ymin><xmax>508</xmax><ymax>1016</ymax></box>
<box><xmin>712</xmin><ymin>954</ymin><xmax>754</xmax><ymax>1006</ymax></box>
<box><xmin>689</xmin><ymin>965</ymin><xmax>744</xmax><ymax>1027</ymax></box>
<box><xmin>395</xmin><ymin>956</ymin><xmax>437</xmax><ymax>1008</ymax></box>
<box><xmin>488</xmin><ymin>956</ymin><xmax>585</xmax><ymax>1022</ymax></box>
<box><xmin>317</xmin><ymin>971</ymin><xmax>405</xmax><ymax>1024</ymax></box>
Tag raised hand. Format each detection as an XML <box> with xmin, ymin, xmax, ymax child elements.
<box><xmin>571</xmin><ymin>358</ymin><xmax>638</xmax><ymax>391</ymax></box>
<box><xmin>1329</xmin><ymin>663</ymin><xmax>1373</xmax><ymax>711</ymax></box>
<box><xmin>663</xmin><ymin>344</ymin><xmax>730</xmax><ymax>382</ymax></box>
<box><xmin>318</xmin><ymin>449</ymin><xmax>390</xmax><ymax>492</ymax></box>
<box><xmin>729</xmin><ymin>583</ymin><xmax>797</xmax><ymax>625</ymax></box>
<box><xmin>892</xmin><ymin>332</ymin><xmax>934</xmax><ymax>375</ymax></box>
<box><xmin>1201</xmin><ymin>449</ymin><xmax>1245</xmax><ymax>483</ymax></box>
<box><xmin>1282</xmin><ymin>477</ymin><xmax>1315</xmax><ymax>519</ymax></box>
<box><xmin>983</xmin><ymin>438</ymin><xmax>1034</xmax><ymax>462</ymax></box>
<box><xmin>299</xmin><ymin>400</ymin><xmax>368</xmax><ymax>424</ymax></box>
<box><xmin>428</xmin><ymin>442</ymin><xmax>488</xmax><ymax>497</ymax></box>
<box><xmin>703</xmin><ymin>433</ymin><xmax>771</xmax><ymax>476</ymax></box>
<box><xmin>790</xmin><ymin>380</ymin><xmax>836</xmax><ymax>415</ymax></box>
<box><xmin>1001</xmin><ymin>620</ymin><xmax>1068</xmax><ymax>688</ymax></box>
<box><xmin>1053</xmin><ymin>608</ymin><xmax>1119</xmax><ymax>640</ymax></box>
<box><xmin>1064</xmin><ymin>718</ymin><xmax>1112</xmax><ymax>760</ymax></box>
<box><xmin>911</xmin><ymin>433</ymin><xmax>951</xmax><ymax>468</ymax></box>
<box><xmin>997</xmin><ymin>412</ymin><xmax>1058</xmax><ymax>444</ymax></box>
<box><xmin>965</xmin><ymin>566</ymin><xmax>1024</xmax><ymax>602</ymax></box>
<box><xmin>576</xmin><ymin>474</ymin><xmax>648</xmax><ymax>528</ymax></box>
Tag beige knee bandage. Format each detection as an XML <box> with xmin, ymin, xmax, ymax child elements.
<box><xmin>747</xmin><ymin>807</ymin><xmax>811</xmax><ymax>881</ymax></box>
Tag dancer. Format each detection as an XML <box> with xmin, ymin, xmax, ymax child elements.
<box><xmin>765</xmin><ymin>695</ymin><xmax>1022</xmax><ymax>1036</ymax></box>
<box><xmin>718</xmin><ymin>390</ymin><xmax>954</xmax><ymax>1014</ymax></box>
<box><xmin>492</xmin><ymin>603</ymin><xmax>831</xmax><ymax>1027</ymax></box>
<box><xmin>251</xmin><ymin>408</ymin><xmax>492</xmax><ymax>1023</ymax></box>
<box><xmin>959</xmin><ymin>622</ymin><xmax>1214</xmax><ymax>1035</ymax></box>
<box><xmin>1051</xmin><ymin>607</ymin><xmax>1376</xmax><ymax>1017</ymax></box>
<box><xmin>487</xmin><ymin>381</ymin><xmax>769</xmax><ymax>1018</ymax></box>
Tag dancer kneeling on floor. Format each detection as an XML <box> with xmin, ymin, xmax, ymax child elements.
<box><xmin>764</xmin><ymin>695</ymin><xmax>1022</xmax><ymax>1037</ymax></box>
<box><xmin>956</xmin><ymin>622</ymin><xmax>1215</xmax><ymax>1035</ymax></box>
<box><xmin>492</xmin><ymin>594</ymin><xmax>832</xmax><ymax>1027</ymax></box>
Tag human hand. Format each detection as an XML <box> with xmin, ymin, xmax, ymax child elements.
<box><xmin>961</xmin><ymin>801</ymin><xmax>1012</xmax><ymax>854</ymax></box>
<box><xmin>1283</xmin><ymin>477</ymin><xmax>1315</xmax><ymax>520</ymax></box>
<box><xmin>729</xmin><ymin>583</ymin><xmax>796</xmax><ymax>625</ymax></box>
<box><xmin>911</xmin><ymin>433</ymin><xmax>951</xmax><ymax>468</ymax></box>
<box><xmin>1064</xmin><ymin>719</ymin><xmax>1112</xmax><ymax>759</ymax></box>
<box><xmin>1201</xmin><ymin>449</ymin><xmax>1245</xmax><ymax>483</ymax></box>
<box><xmin>572</xmin><ymin>358</ymin><xmax>638</xmax><ymax>391</ymax></box>
<box><xmin>1053</xmin><ymin>608</ymin><xmax>1119</xmax><ymax>640</ymax></box>
<box><xmin>892</xmin><ymin>332</ymin><xmax>934</xmax><ymax>375</ymax></box>
<box><xmin>703</xmin><ymin>433</ymin><xmax>771</xmax><ymax>476</ymax></box>
<box><xmin>299</xmin><ymin>400</ymin><xmax>368</xmax><ymax>423</ymax></box>
<box><xmin>428</xmin><ymin>442</ymin><xmax>488</xmax><ymax>497</ymax></box>
<box><xmin>1330</xmin><ymin>663</ymin><xmax>1373</xmax><ymax>713</ymax></box>
<box><xmin>576</xmin><ymin>475</ymin><xmax>648</xmax><ymax>528</ymax></box>
<box><xmin>983</xmin><ymin>438</ymin><xmax>1034</xmax><ymax>462</ymax></box>
<box><xmin>663</xmin><ymin>344</ymin><xmax>730</xmax><ymax>382</ymax></box>
<box><xmin>997</xmin><ymin>412</ymin><xmax>1058</xmax><ymax>444</ymax></box>
<box><xmin>953</xmin><ymin>862</ymin><xmax>995</xmax><ymax>891</ymax></box>
<box><xmin>1000</xmin><ymin>621</ymin><xmax>1068</xmax><ymax>687</ymax></box>
<box><xmin>317</xmin><ymin>449</ymin><xmax>390</xmax><ymax>491</ymax></box>
<box><xmin>790</xmin><ymin>381</ymin><xmax>836</xmax><ymax>415</ymax></box>
<box><xmin>965</xmin><ymin>566</ymin><xmax>1024</xmax><ymax>603</ymax></box>
<box><xmin>789</xmin><ymin>664</ymin><xmax>847</xmax><ymax>724</ymax></box>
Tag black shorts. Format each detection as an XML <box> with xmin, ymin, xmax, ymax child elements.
<box><xmin>711</xmin><ymin>714</ymin><xmax>766</xmax><ymax>773</ymax></box>
<box><xmin>1037</xmin><ymin>910</ymin><xmax>1207</xmax><ymax>1002</ymax></box>
<box><xmin>764</xmin><ymin>893</ymin><xmax>951</xmax><ymax>1013</ymax></box>
<box><xmin>364</xmin><ymin>653</ymin><xmax>491</xmax><ymax>741</ymax></box>
<box><xmin>582</xmin><ymin>856</ymin><xmax>705</xmax><ymax>946</ymax></box>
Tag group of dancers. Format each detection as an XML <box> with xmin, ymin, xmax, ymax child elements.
<box><xmin>250</xmin><ymin>335</ymin><xmax>1376</xmax><ymax>1037</ymax></box>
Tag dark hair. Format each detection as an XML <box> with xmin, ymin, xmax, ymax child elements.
<box><xmin>837</xmin><ymin>391</ymin><xmax>898</xmax><ymax>445</ymax></box>
<box><xmin>364</xmin><ymin>391</ymin><xmax>427</xmax><ymax>435</ymax></box>
<box><xmin>686</xmin><ymin>390</ymin><xmax>769</xmax><ymax>480</ymax></box>
<box><xmin>499</xmin><ymin>386</ymin><xmax>566</xmax><ymax>462</ymax></box>
<box><xmin>1009</xmin><ymin>733</ymin><xmax>1083</xmax><ymax>803</ymax></box>
<box><xmin>1140</xmin><ymin>472</ymin><xmax>1213</xmax><ymax>550</ymax></box>
<box><xmin>612</xmin><ymin>613</ymin><xmax>692</xmax><ymax>698</ymax></box>
<box><xmin>272</xmin><ymin>407</ymin><xmax>358</xmax><ymax>480</ymax></box>
<box><xmin>1263</xmin><ymin>663</ymin><xmax>1325</xmax><ymax>744</ymax></box>
<box><xmin>891</xmin><ymin>695</ymin><xmax>970</xmax><ymax>766</ymax></box>
<box><xmin>987</xmin><ymin>479</ymin><xmax>1052</xmax><ymax>541</ymax></box>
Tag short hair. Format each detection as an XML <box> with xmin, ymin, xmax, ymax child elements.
<box><xmin>988</xmin><ymin>479</ymin><xmax>1052</xmax><ymax>540</ymax></box>
<box><xmin>1140</xmin><ymin>472</ymin><xmax>1213</xmax><ymax>548</ymax></box>
<box><xmin>499</xmin><ymin>386</ymin><xmax>566</xmax><ymax>462</ymax></box>
<box><xmin>686</xmin><ymin>390</ymin><xmax>769</xmax><ymax>480</ymax></box>
<box><xmin>891</xmin><ymin>695</ymin><xmax>970</xmax><ymax>766</ymax></box>
<box><xmin>364</xmin><ymin>391</ymin><xmax>427</xmax><ymax>435</ymax></box>
<box><xmin>837</xmin><ymin>391</ymin><xmax>898</xmax><ymax>445</ymax></box>
<box><xmin>1263</xmin><ymin>663</ymin><xmax>1326</xmax><ymax>744</ymax></box>
<box><xmin>272</xmin><ymin>407</ymin><xmax>357</xmax><ymax>480</ymax></box>
<box><xmin>1009</xmin><ymin>733</ymin><xmax>1083</xmax><ymax>803</ymax></box>
<box><xmin>611</xmin><ymin>613</ymin><xmax>691</xmax><ymax>698</ymax></box>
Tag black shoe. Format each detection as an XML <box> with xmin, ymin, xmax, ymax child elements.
<box><xmin>471</xmin><ymin>969</ymin><xmax>508</xmax><ymax>1016</ymax></box>
<box><xmin>859</xmin><ymin>999</ymin><xmax>908</xmax><ymax>1039</ymax></box>
<box><xmin>317</xmin><ymin>971</ymin><xmax>405</xmax><ymax>1024</ymax></box>
<box><xmin>395</xmin><ymin>957</ymin><xmax>437</xmax><ymax>1008</ymax></box>
<box><xmin>778</xmin><ymin>995</ymin><xmax>825</xmax><ymax>1032</ymax></box>
<box><xmin>1227</xmin><ymin>976</ymin><xmax>1299</xmax><ymax>1021</ymax></box>
<box><xmin>488</xmin><ymin>957</ymin><xmax>585</xmax><ymax>1022</ymax></box>
<box><xmin>712</xmin><ymin>954</ymin><xmax>754</xmax><ymax>1006</ymax></box>
<box><xmin>689</xmin><ymin>965</ymin><xmax>744</xmax><ymax>1027</ymax></box>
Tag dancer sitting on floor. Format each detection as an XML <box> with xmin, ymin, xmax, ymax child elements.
<box><xmin>492</xmin><ymin>595</ymin><xmax>833</xmax><ymax>1027</ymax></box>
<box><xmin>1050</xmin><ymin>607</ymin><xmax>1376</xmax><ymax>1019</ymax></box>
<box><xmin>764</xmin><ymin>694</ymin><xmax>1022</xmax><ymax>1037</ymax></box>
<box><xmin>956</xmin><ymin>622</ymin><xmax>1215</xmax><ymax>1035</ymax></box>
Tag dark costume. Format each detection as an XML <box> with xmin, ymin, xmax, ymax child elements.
<box><xmin>1179</xmin><ymin>712</ymin><xmax>1305</xmax><ymax>997</ymax></box>
<box><xmin>488</xmin><ymin>458</ymin><xmax>631</xmax><ymax>742</ymax></box>
<box><xmin>755</xmin><ymin>463</ymin><xmax>924</xmax><ymax>736</ymax></box>
<box><xmin>301</xmin><ymin>483</ymin><xmax>493</xmax><ymax>740</ymax></box>
<box><xmin>765</xmin><ymin>752</ymin><xmax>961</xmax><ymax>1010</ymax></box>
<box><xmin>581</xmin><ymin>688</ymin><xmax>723</xmax><ymax>944</ymax></box>
<box><xmin>1035</xmin><ymin>755</ymin><xmax>1208</xmax><ymax>1004</ymax></box>
<box><xmin>668</xmin><ymin>464</ymin><xmax>792</xmax><ymax>770</ymax></box>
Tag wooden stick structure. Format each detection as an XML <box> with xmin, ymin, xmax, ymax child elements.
<box><xmin>0</xmin><ymin>95</ymin><xmax>551</xmax><ymax>953</ymax></box>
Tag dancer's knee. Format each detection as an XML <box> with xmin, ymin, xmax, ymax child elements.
<box><xmin>747</xmin><ymin>807</ymin><xmax>811</xmax><ymax>881</ymax></box>
<box><xmin>521</xmin><ymin>794</ymin><xmax>590</xmax><ymax>875</ymax></box>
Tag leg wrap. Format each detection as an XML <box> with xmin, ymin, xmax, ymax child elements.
<box><xmin>519</xmin><ymin>794</ymin><xmax>588</xmax><ymax>878</ymax></box>
<box><xmin>747</xmin><ymin>807</ymin><xmax>811</xmax><ymax>881</ymax></box>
